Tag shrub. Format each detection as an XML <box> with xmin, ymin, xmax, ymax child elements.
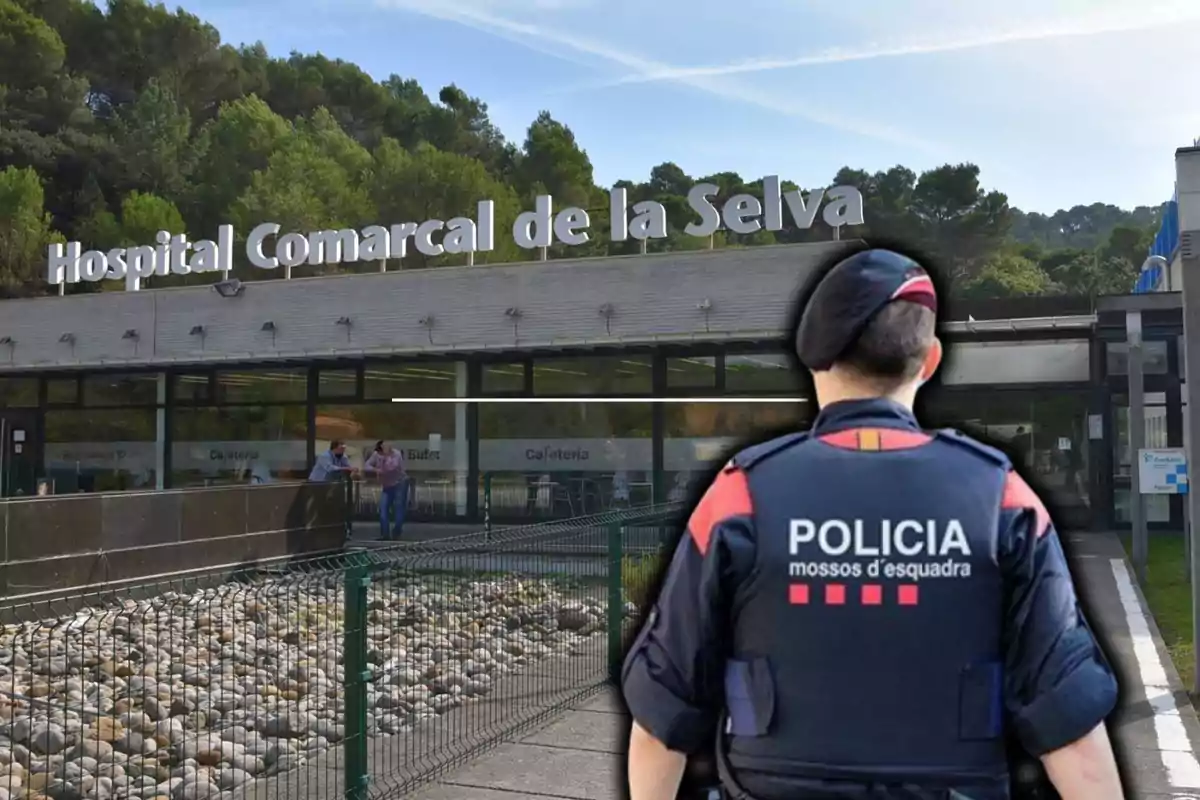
<box><xmin>622</xmin><ymin>552</ymin><xmax>666</xmax><ymax>609</ymax></box>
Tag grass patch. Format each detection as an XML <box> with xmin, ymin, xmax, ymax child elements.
<box><xmin>1120</xmin><ymin>534</ymin><xmax>1196</xmax><ymax>697</ymax></box>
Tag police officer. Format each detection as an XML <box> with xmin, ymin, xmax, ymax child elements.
<box><xmin>621</xmin><ymin>248</ymin><xmax>1124</xmax><ymax>800</ymax></box>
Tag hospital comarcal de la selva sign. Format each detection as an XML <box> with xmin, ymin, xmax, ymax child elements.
<box><xmin>46</xmin><ymin>177</ymin><xmax>865</xmax><ymax>292</ymax></box>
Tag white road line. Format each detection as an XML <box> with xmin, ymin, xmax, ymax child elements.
<box><xmin>1111</xmin><ymin>557</ymin><xmax>1200</xmax><ymax>788</ymax></box>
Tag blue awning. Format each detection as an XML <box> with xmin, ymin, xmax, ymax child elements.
<box><xmin>1134</xmin><ymin>263</ymin><xmax>1163</xmax><ymax>293</ymax></box>
<box><xmin>1133</xmin><ymin>197</ymin><xmax>1178</xmax><ymax>293</ymax></box>
<box><xmin>1151</xmin><ymin>199</ymin><xmax>1179</xmax><ymax>260</ymax></box>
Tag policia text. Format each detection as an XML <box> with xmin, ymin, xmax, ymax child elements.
<box><xmin>788</xmin><ymin>518</ymin><xmax>973</xmax><ymax>582</ymax></box>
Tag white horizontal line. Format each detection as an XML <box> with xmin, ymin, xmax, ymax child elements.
<box><xmin>391</xmin><ymin>396</ymin><xmax>810</xmax><ymax>404</ymax></box>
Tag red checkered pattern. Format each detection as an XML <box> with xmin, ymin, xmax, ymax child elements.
<box><xmin>788</xmin><ymin>583</ymin><xmax>919</xmax><ymax>606</ymax></box>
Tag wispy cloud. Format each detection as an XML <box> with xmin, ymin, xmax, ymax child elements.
<box><xmin>578</xmin><ymin>4</ymin><xmax>1200</xmax><ymax>88</ymax></box>
<box><xmin>374</xmin><ymin>0</ymin><xmax>942</xmax><ymax>153</ymax></box>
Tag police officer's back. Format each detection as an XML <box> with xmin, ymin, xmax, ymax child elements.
<box><xmin>621</xmin><ymin>249</ymin><xmax>1124</xmax><ymax>800</ymax></box>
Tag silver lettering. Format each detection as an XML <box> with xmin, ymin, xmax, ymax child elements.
<box><xmin>818</xmin><ymin>520</ymin><xmax>852</xmax><ymax>556</ymax></box>
<box><xmin>893</xmin><ymin>520</ymin><xmax>924</xmax><ymax>556</ymax></box>
<box><xmin>854</xmin><ymin>519</ymin><xmax>878</xmax><ymax>556</ymax></box>
<box><xmin>788</xmin><ymin>518</ymin><xmax>973</xmax><ymax>557</ymax></box>
<box><xmin>789</xmin><ymin>519</ymin><xmax>815</xmax><ymax>555</ymax></box>
<box><xmin>940</xmin><ymin>519</ymin><xmax>971</xmax><ymax>556</ymax></box>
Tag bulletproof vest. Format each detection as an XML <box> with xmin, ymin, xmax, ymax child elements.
<box><xmin>721</xmin><ymin>406</ymin><xmax>1013</xmax><ymax>789</ymax></box>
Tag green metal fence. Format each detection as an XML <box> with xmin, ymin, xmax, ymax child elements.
<box><xmin>0</xmin><ymin>502</ymin><xmax>682</xmax><ymax>800</ymax></box>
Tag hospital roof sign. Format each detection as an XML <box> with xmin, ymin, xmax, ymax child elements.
<box><xmin>46</xmin><ymin>177</ymin><xmax>865</xmax><ymax>292</ymax></box>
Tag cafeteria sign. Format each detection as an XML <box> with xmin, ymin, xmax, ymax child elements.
<box><xmin>46</xmin><ymin>177</ymin><xmax>865</xmax><ymax>291</ymax></box>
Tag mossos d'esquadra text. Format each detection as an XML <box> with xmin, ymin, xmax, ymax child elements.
<box><xmin>787</xmin><ymin>518</ymin><xmax>975</xmax><ymax>582</ymax></box>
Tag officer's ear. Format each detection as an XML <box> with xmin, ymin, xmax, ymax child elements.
<box><xmin>919</xmin><ymin>337</ymin><xmax>943</xmax><ymax>383</ymax></box>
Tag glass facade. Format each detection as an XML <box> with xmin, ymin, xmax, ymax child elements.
<box><xmin>480</xmin><ymin>401</ymin><xmax>654</xmax><ymax>516</ymax></box>
<box><xmin>1106</xmin><ymin>340</ymin><xmax>1170</xmax><ymax>376</ymax></box>
<box><xmin>171</xmin><ymin>406</ymin><xmax>308</xmax><ymax>486</ymax></box>
<box><xmin>0</xmin><ymin>332</ymin><xmax>1175</xmax><ymax>532</ymax></box>
<box><xmin>0</xmin><ymin>377</ymin><xmax>38</xmax><ymax>408</ymax></box>
<box><xmin>1112</xmin><ymin>393</ymin><xmax>1174</xmax><ymax>524</ymax></box>
<box><xmin>724</xmin><ymin>353</ymin><xmax>802</xmax><ymax>392</ymax></box>
<box><xmin>44</xmin><ymin>408</ymin><xmax>158</xmax><ymax>492</ymax></box>
<box><xmin>664</xmin><ymin>400</ymin><xmax>810</xmax><ymax>502</ymax></box>
<box><xmin>330</xmin><ymin>361</ymin><xmax>467</xmax><ymax>519</ymax></box>
<box><xmin>923</xmin><ymin>389</ymin><xmax>1093</xmax><ymax>527</ymax></box>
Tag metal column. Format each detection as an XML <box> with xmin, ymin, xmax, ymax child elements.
<box><xmin>1128</xmin><ymin>310</ymin><xmax>1148</xmax><ymax>583</ymax></box>
<box><xmin>1177</xmin><ymin>144</ymin><xmax>1200</xmax><ymax>694</ymax></box>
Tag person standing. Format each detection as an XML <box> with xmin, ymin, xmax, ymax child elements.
<box><xmin>621</xmin><ymin>247</ymin><xmax>1123</xmax><ymax>800</ymax></box>
<box><xmin>364</xmin><ymin>441</ymin><xmax>407</xmax><ymax>540</ymax></box>
<box><xmin>308</xmin><ymin>440</ymin><xmax>354</xmax><ymax>482</ymax></box>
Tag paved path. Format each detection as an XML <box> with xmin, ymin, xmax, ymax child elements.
<box><xmin>1063</xmin><ymin>531</ymin><xmax>1200</xmax><ymax>799</ymax></box>
<box><xmin>405</xmin><ymin>530</ymin><xmax>1200</xmax><ymax>800</ymax></box>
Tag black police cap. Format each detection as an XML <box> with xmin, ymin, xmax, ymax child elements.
<box><xmin>795</xmin><ymin>248</ymin><xmax>938</xmax><ymax>372</ymax></box>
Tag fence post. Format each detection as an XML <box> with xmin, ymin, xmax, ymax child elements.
<box><xmin>483</xmin><ymin>472</ymin><xmax>492</xmax><ymax>542</ymax></box>
<box><xmin>343</xmin><ymin>473</ymin><xmax>355</xmax><ymax>542</ymax></box>
<box><xmin>343</xmin><ymin>560</ymin><xmax>371</xmax><ymax>800</ymax></box>
<box><xmin>606</xmin><ymin>521</ymin><xmax>624</xmax><ymax>684</ymax></box>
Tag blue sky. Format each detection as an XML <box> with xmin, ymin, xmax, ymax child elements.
<box><xmin>188</xmin><ymin>0</ymin><xmax>1200</xmax><ymax>214</ymax></box>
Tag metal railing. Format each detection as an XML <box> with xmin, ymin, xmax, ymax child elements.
<box><xmin>0</xmin><ymin>500</ymin><xmax>683</xmax><ymax>800</ymax></box>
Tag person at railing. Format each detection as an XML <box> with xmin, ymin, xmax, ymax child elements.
<box><xmin>363</xmin><ymin>440</ymin><xmax>407</xmax><ymax>540</ymax></box>
<box><xmin>308</xmin><ymin>439</ymin><xmax>355</xmax><ymax>482</ymax></box>
<box><xmin>621</xmin><ymin>247</ymin><xmax>1123</xmax><ymax>800</ymax></box>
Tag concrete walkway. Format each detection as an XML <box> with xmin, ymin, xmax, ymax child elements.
<box><xmin>1063</xmin><ymin>531</ymin><xmax>1200</xmax><ymax>799</ymax></box>
<box><xmin>404</xmin><ymin>530</ymin><xmax>1200</xmax><ymax>800</ymax></box>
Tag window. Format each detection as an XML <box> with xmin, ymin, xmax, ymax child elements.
<box><xmin>46</xmin><ymin>377</ymin><xmax>79</xmax><ymax>405</ymax></box>
<box><xmin>1106</xmin><ymin>340</ymin><xmax>1169</xmax><ymax>376</ymax></box>
<box><xmin>364</xmin><ymin>363</ymin><xmax>459</xmax><ymax>400</ymax></box>
<box><xmin>0</xmin><ymin>377</ymin><xmax>38</xmax><ymax>408</ymax></box>
<box><xmin>665</xmin><ymin>357</ymin><xmax>716</xmax><ymax>389</ymax></box>
<box><xmin>663</xmin><ymin>401</ymin><xmax>810</xmax><ymax>502</ymax></box>
<box><xmin>170</xmin><ymin>406</ymin><xmax>308</xmax><ymax>487</ymax></box>
<box><xmin>1114</xmin><ymin>488</ymin><xmax>1172</xmax><ymax>524</ymax></box>
<box><xmin>317</xmin><ymin>404</ymin><xmax>464</xmax><ymax>518</ymax></box>
<box><xmin>1113</xmin><ymin>397</ymin><xmax>1170</xmax><ymax>478</ymax></box>
<box><xmin>318</xmin><ymin>369</ymin><xmax>358</xmax><ymax>399</ymax></box>
<box><xmin>479</xmin><ymin>400</ymin><xmax>653</xmax><ymax>517</ymax></box>
<box><xmin>532</xmin><ymin>357</ymin><xmax>652</xmax><ymax>395</ymax></box>
<box><xmin>922</xmin><ymin>389</ymin><xmax>1092</xmax><ymax>521</ymax></box>
<box><xmin>482</xmin><ymin>363</ymin><xmax>526</xmax><ymax>394</ymax></box>
<box><xmin>724</xmin><ymin>353</ymin><xmax>802</xmax><ymax>393</ymax></box>
<box><xmin>44</xmin><ymin>408</ymin><xmax>157</xmax><ymax>492</ymax></box>
<box><xmin>83</xmin><ymin>373</ymin><xmax>160</xmax><ymax>406</ymax></box>
<box><xmin>216</xmin><ymin>369</ymin><xmax>307</xmax><ymax>404</ymax></box>
<box><xmin>942</xmin><ymin>341</ymin><xmax>1091</xmax><ymax>385</ymax></box>
<box><xmin>173</xmin><ymin>373</ymin><xmax>212</xmax><ymax>403</ymax></box>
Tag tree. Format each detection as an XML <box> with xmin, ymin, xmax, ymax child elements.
<box><xmin>119</xmin><ymin>190</ymin><xmax>185</xmax><ymax>245</ymax></box>
<box><xmin>908</xmin><ymin>163</ymin><xmax>1013</xmax><ymax>282</ymax></box>
<box><xmin>963</xmin><ymin>253</ymin><xmax>1056</xmax><ymax>299</ymax></box>
<box><xmin>229</xmin><ymin>114</ymin><xmax>373</xmax><ymax>276</ymax></box>
<box><xmin>0</xmin><ymin>166</ymin><xmax>63</xmax><ymax>297</ymax></box>
<box><xmin>1099</xmin><ymin>223</ymin><xmax>1153</xmax><ymax>270</ymax></box>
<box><xmin>0</xmin><ymin>0</ymin><xmax>1178</xmax><ymax>299</ymax></box>
<box><xmin>370</xmin><ymin>140</ymin><xmax>522</xmax><ymax>268</ymax></box>
<box><xmin>186</xmin><ymin>94</ymin><xmax>292</xmax><ymax>236</ymax></box>
<box><xmin>517</xmin><ymin>111</ymin><xmax>594</xmax><ymax>209</ymax></box>
<box><xmin>1046</xmin><ymin>252</ymin><xmax>1137</xmax><ymax>298</ymax></box>
<box><xmin>108</xmin><ymin>79</ymin><xmax>199</xmax><ymax>199</ymax></box>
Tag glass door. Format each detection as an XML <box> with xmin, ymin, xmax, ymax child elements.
<box><xmin>0</xmin><ymin>411</ymin><xmax>39</xmax><ymax>497</ymax></box>
<box><xmin>923</xmin><ymin>388</ymin><xmax>1094</xmax><ymax>530</ymax></box>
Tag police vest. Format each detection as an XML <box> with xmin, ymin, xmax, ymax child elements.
<box><xmin>721</xmin><ymin>427</ymin><xmax>1012</xmax><ymax>789</ymax></box>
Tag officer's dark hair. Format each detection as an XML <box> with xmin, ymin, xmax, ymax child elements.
<box><xmin>838</xmin><ymin>299</ymin><xmax>937</xmax><ymax>387</ymax></box>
